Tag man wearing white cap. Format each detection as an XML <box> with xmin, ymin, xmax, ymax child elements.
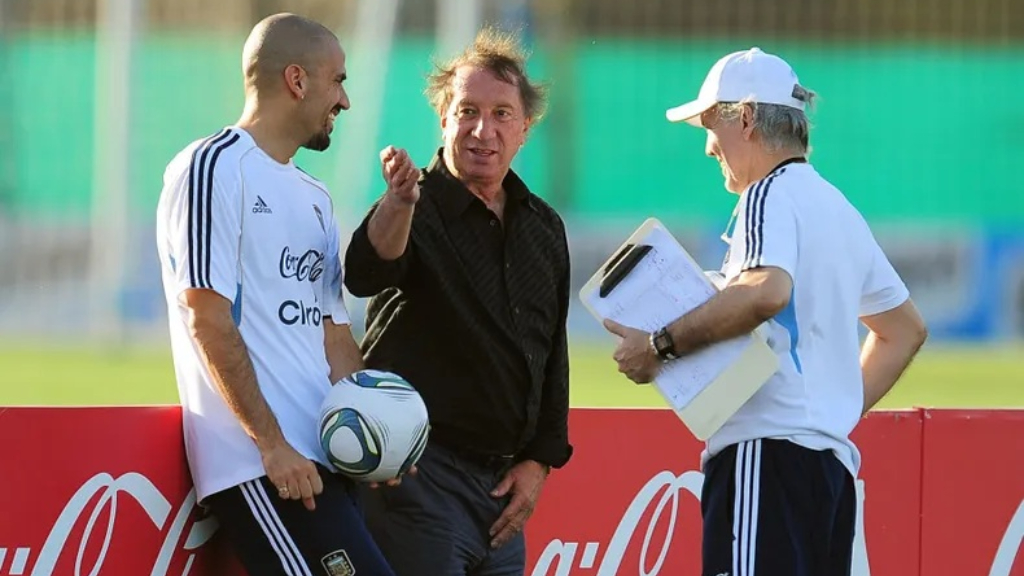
<box><xmin>604</xmin><ymin>47</ymin><xmax>929</xmax><ymax>575</ymax></box>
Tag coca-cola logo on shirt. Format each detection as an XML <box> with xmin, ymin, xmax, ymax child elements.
<box><xmin>279</xmin><ymin>246</ymin><xmax>324</xmax><ymax>283</ymax></box>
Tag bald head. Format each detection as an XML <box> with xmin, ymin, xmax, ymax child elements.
<box><xmin>242</xmin><ymin>13</ymin><xmax>339</xmax><ymax>92</ymax></box>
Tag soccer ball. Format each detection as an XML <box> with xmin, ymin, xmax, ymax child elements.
<box><xmin>318</xmin><ymin>369</ymin><xmax>430</xmax><ymax>483</ymax></box>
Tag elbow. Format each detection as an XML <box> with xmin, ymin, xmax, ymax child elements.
<box><xmin>368</xmin><ymin>241</ymin><xmax>403</xmax><ymax>262</ymax></box>
<box><xmin>899</xmin><ymin>301</ymin><xmax>929</xmax><ymax>353</ymax></box>
<box><xmin>344</xmin><ymin>268</ymin><xmax>397</xmax><ymax>298</ymax></box>
<box><xmin>343</xmin><ymin>243</ymin><xmax>397</xmax><ymax>298</ymax></box>
<box><xmin>753</xmin><ymin>288</ymin><xmax>790</xmax><ymax>322</ymax></box>
<box><xmin>910</xmin><ymin>319</ymin><xmax>929</xmax><ymax>352</ymax></box>
<box><xmin>343</xmin><ymin>276</ymin><xmax>376</xmax><ymax>299</ymax></box>
<box><xmin>881</xmin><ymin>316</ymin><xmax>929</xmax><ymax>356</ymax></box>
<box><xmin>889</xmin><ymin>321</ymin><xmax>927</xmax><ymax>361</ymax></box>
<box><xmin>341</xmin><ymin>253</ymin><xmax>377</xmax><ymax>298</ymax></box>
<box><xmin>744</xmin><ymin>267</ymin><xmax>793</xmax><ymax>322</ymax></box>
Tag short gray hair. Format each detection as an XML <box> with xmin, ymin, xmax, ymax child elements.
<box><xmin>716</xmin><ymin>86</ymin><xmax>818</xmax><ymax>155</ymax></box>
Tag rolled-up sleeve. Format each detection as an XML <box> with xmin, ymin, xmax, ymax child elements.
<box><xmin>343</xmin><ymin>202</ymin><xmax>414</xmax><ymax>298</ymax></box>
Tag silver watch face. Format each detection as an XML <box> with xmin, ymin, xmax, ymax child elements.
<box><xmin>652</xmin><ymin>330</ymin><xmax>674</xmax><ymax>359</ymax></box>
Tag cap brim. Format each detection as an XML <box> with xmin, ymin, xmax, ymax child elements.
<box><xmin>665</xmin><ymin>99</ymin><xmax>715</xmax><ymax>127</ymax></box>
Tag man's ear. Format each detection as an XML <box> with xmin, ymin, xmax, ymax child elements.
<box><xmin>740</xmin><ymin>103</ymin><xmax>757</xmax><ymax>140</ymax></box>
<box><xmin>520</xmin><ymin>117</ymin><xmax>532</xmax><ymax>146</ymax></box>
<box><xmin>283</xmin><ymin>64</ymin><xmax>307</xmax><ymax>100</ymax></box>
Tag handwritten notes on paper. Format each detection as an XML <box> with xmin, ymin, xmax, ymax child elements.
<box><xmin>581</xmin><ymin>220</ymin><xmax>753</xmax><ymax>412</ymax></box>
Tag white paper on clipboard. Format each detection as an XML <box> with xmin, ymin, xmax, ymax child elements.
<box><xmin>579</xmin><ymin>217</ymin><xmax>779</xmax><ymax>440</ymax></box>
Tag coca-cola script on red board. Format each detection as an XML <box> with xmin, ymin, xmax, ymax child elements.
<box><xmin>524</xmin><ymin>409</ymin><xmax>924</xmax><ymax>575</ymax></box>
<box><xmin>0</xmin><ymin>407</ymin><xmax>239</xmax><ymax>576</ymax></box>
<box><xmin>0</xmin><ymin>406</ymin><xmax>1020</xmax><ymax>576</ymax></box>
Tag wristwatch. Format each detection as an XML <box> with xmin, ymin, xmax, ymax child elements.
<box><xmin>650</xmin><ymin>327</ymin><xmax>680</xmax><ymax>361</ymax></box>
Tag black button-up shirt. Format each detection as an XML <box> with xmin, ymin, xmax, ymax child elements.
<box><xmin>344</xmin><ymin>149</ymin><xmax>573</xmax><ymax>469</ymax></box>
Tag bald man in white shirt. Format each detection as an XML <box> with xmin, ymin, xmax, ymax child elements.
<box><xmin>156</xmin><ymin>13</ymin><xmax>406</xmax><ymax>576</ymax></box>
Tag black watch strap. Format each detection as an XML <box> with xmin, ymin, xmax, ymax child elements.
<box><xmin>651</xmin><ymin>327</ymin><xmax>680</xmax><ymax>361</ymax></box>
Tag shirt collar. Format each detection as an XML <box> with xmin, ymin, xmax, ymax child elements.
<box><xmin>738</xmin><ymin>156</ymin><xmax>807</xmax><ymax>198</ymax></box>
<box><xmin>770</xmin><ymin>156</ymin><xmax>806</xmax><ymax>174</ymax></box>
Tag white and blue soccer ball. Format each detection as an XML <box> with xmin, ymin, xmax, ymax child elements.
<box><xmin>318</xmin><ymin>369</ymin><xmax>430</xmax><ymax>483</ymax></box>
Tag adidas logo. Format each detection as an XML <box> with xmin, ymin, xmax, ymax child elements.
<box><xmin>252</xmin><ymin>196</ymin><xmax>272</xmax><ymax>214</ymax></box>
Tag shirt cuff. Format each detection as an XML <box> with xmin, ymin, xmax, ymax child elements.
<box><xmin>520</xmin><ymin>436</ymin><xmax>573</xmax><ymax>469</ymax></box>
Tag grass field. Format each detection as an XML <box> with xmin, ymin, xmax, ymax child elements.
<box><xmin>1</xmin><ymin>340</ymin><xmax>1021</xmax><ymax>409</ymax></box>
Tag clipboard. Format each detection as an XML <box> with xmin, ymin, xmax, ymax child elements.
<box><xmin>579</xmin><ymin>218</ymin><xmax>779</xmax><ymax>440</ymax></box>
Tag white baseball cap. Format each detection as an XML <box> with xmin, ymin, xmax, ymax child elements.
<box><xmin>665</xmin><ymin>47</ymin><xmax>806</xmax><ymax>127</ymax></box>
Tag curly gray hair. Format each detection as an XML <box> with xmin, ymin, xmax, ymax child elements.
<box><xmin>424</xmin><ymin>26</ymin><xmax>547</xmax><ymax>122</ymax></box>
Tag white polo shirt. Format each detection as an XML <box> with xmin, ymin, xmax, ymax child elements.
<box><xmin>709</xmin><ymin>160</ymin><xmax>909</xmax><ymax>477</ymax></box>
<box><xmin>156</xmin><ymin>126</ymin><xmax>349</xmax><ymax>502</ymax></box>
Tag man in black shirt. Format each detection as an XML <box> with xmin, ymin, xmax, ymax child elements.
<box><xmin>343</xmin><ymin>26</ymin><xmax>572</xmax><ymax>576</ymax></box>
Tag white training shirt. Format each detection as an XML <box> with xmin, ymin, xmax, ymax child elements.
<box><xmin>156</xmin><ymin>126</ymin><xmax>349</xmax><ymax>502</ymax></box>
<box><xmin>708</xmin><ymin>160</ymin><xmax>909</xmax><ymax>477</ymax></box>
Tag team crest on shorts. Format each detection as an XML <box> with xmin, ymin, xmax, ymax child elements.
<box><xmin>320</xmin><ymin>549</ymin><xmax>355</xmax><ymax>576</ymax></box>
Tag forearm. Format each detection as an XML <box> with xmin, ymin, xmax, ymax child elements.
<box><xmin>367</xmin><ymin>194</ymin><xmax>415</xmax><ymax>261</ymax></box>
<box><xmin>860</xmin><ymin>331</ymin><xmax>921</xmax><ymax>414</ymax></box>
<box><xmin>667</xmin><ymin>283</ymin><xmax>777</xmax><ymax>355</ymax></box>
<box><xmin>345</xmin><ymin>199</ymin><xmax>415</xmax><ymax>297</ymax></box>
<box><xmin>190</xmin><ymin>315</ymin><xmax>284</xmax><ymax>450</ymax></box>
<box><xmin>324</xmin><ymin>321</ymin><xmax>365</xmax><ymax>384</ymax></box>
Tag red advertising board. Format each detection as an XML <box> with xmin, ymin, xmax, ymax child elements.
<box><xmin>0</xmin><ymin>406</ymin><xmax>1020</xmax><ymax>576</ymax></box>
<box><xmin>849</xmin><ymin>409</ymin><xmax>924</xmax><ymax>576</ymax></box>
<box><xmin>920</xmin><ymin>410</ymin><xmax>1024</xmax><ymax>576</ymax></box>
<box><xmin>0</xmin><ymin>407</ymin><xmax>236</xmax><ymax>576</ymax></box>
<box><xmin>525</xmin><ymin>408</ymin><xmax>924</xmax><ymax>575</ymax></box>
